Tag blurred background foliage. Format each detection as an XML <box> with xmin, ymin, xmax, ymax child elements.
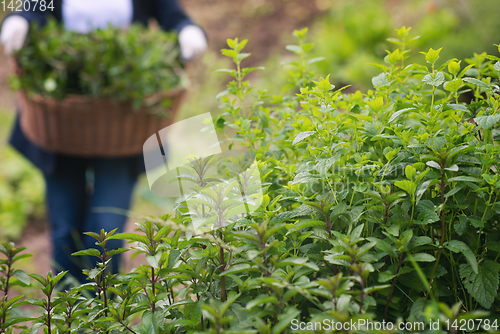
<box><xmin>1</xmin><ymin>0</ymin><xmax>500</xmax><ymax>242</ymax></box>
<box><xmin>271</xmin><ymin>0</ymin><xmax>500</xmax><ymax>91</ymax></box>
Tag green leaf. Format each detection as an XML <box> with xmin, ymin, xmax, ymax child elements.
<box><xmin>368</xmin><ymin>237</ymin><xmax>397</xmax><ymax>258</ymax></box>
<box><xmin>236</xmin><ymin>39</ymin><xmax>248</xmax><ymax>52</ymax></box>
<box><xmin>262</xmin><ymin>224</ymin><xmax>287</xmax><ymax>243</ymax></box>
<box><xmin>474</xmin><ymin>113</ymin><xmax>500</xmax><ymax>130</ymax></box>
<box><xmin>494</xmin><ymin>61</ymin><xmax>500</xmax><ymax>73</ymax></box>
<box><xmin>416</xmin><ymin>180</ymin><xmax>432</xmax><ymax>203</ymax></box>
<box><xmin>444</xmin><ymin>164</ymin><xmax>458</xmax><ymax>172</ymax></box>
<box><xmin>408</xmin><ymin>236</ymin><xmax>432</xmax><ymax>250</ymax></box>
<box><xmin>301</xmin><ymin>43</ymin><xmax>315</xmax><ymax>53</ymax></box>
<box><xmin>372</xmin><ymin>73</ymin><xmax>389</xmax><ymax>87</ymax></box>
<box><xmin>110</xmin><ymin>232</ymin><xmax>149</xmax><ymax>244</ymax></box>
<box><xmin>463</xmin><ymin>77</ymin><xmax>491</xmax><ymax>91</ymax></box>
<box><xmin>226</xmin><ymin>38</ymin><xmax>236</xmax><ymax>49</ymax></box>
<box><xmin>292</xmin><ymin>131</ymin><xmax>315</xmax><ymax>145</ymax></box>
<box><xmin>448</xmin><ymin>61</ymin><xmax>461</xmax><ymax>76</ymax></box>
<box><xmin>221</xmin><ymin>264</ymin><xmax>260</xmax><ymax>276</ymax></box>
<box><xmin>72</xmin><ymin>248</ymin><xmax>101</xmax><ymax>257</ymax></box>
<box><xmin>445</xmin><ymin>185</ymin><xmax>463</xmax><ymax>198</ymax></box>
<box><xmin>444</xmin><ymin>79</ymin><xmax>463</xmax><ymax>92</ymax></box>
<box><xmin>459</xmin><ymin>260</ymin><xmax>500</xmax><ymax>309</ymax></box>
<box><xmin>29</xmin><ymin>322</ymin><xmax>43</xmax><ymax>334</ymax></box>
<box><xmin>315</xmin><ymin>155</ymin><xmax>339</xmax><ymax>175</ymax></box>
<box><xmin>315</xmin><ymin>75</ymin><xmax>334</xmax><ymax>91</ymax></box>
<box><xmin>447</xmin><ymin>176</ymin><xmax>481</xmax><ymax>183</ymax></box>
<box><xmin>281</xmin><ymin>61</ymin><xmax>299</xmax><ymax>67</ymax></box>
<box><xmin>389</xmin><ymin>108</ymin><xmax>415</xmax><ymax>123</ymax></box>
<box><xmin>146</xmin><ymin>253</ymin><xmax>162</xmax><ymax>269</ymax></box>
<box><xmin>367</xmin><ymin>97</ymin><xmax>384</xmax><ymax>113</ymax></box>
<box><xmin>215</xmin><ymin>69</ymin><xmax>237</xmax><ymax>78</ymax></box>
<box><xmin>232</xmin><ymin>231</ymin><xmax>260</xmax><ymax>244</ymax></box>
<box><xmin>379</xmin><ymin>271</ymin><xmax>396</xmax><ymax>283</ymax></box>
<box><xmin>426</xmin><ymin>161</ymin><xmax>441</xmax><ymax>170</ymax></box>
<box><xmin>446</xmin><ymin>240</ymin><xmax>478</xmax><ymax>274</ymax></box>
<box><xmin>458</xmin><ymin>64</ymin><xmax>474</xmax><ymax>78</ymax></box>
<box><xmin>285</xmin><ymin>45</ymin><xmax>302</xmax><ymax>54</ymax></box>
<box><xmin>405</xmin><ymin>165</ymin><xmax>417</xmax><ymax>181</ymax></box>
<box><xmin>87</xmin><ymin>268</ymin><xmax>104</xmax><ymax>280</ymax></box>
<box><xmin>13</xmin><ymin>270</ymin><xmax>31</xmax><ymax>285</ymax></box>
<box><xmin>415</xmin><ymin>200</ymin><xmax>439</xmax><ymax>225</ymax></box>
<box><xmin>386</xmin><ymin>37</ymin><xmax>401</xmax><ymax>45</ymax></box>
<box><xmin>421</xmin><ymin>47</ymin><xmax>442</xmax><ymax>64</ymax></box>
<box><xmin>3</xmin><ymin>316</ymin><xmax>35</xmax><ymax>327</ymax></box>
<box><xmin>395</xmin><ymin>180</ymin><xmax>416</xmax><ymax>195</ymax></box>
<box><xmin>2</xmin><ymin>295</ymin><xmax>24</xmax><ymax>309</ymax></box>
<box><xmin>455</xmin><ymin>216</ymin><xmax>469</xmax><ymax>236</ymax></box>
<box><xmin>486</xmin><ymin>241</ymin><xmax>500</xmax><ymax>252</ymax></box>
<box><xmin>270</xmin><ymin>205</ymin><xmax>313</xmax><ymax>224</ymax></box>
<box><xmin>237</xmin><ymin>52</ymin><xmax>251</xmax><ymax>61</ymax></box>
<box><xmin>220</xmin><ymin>291</ymin><xmax>241</xmax><ymax>316</ymax></box>
<box><xmin>447</xmin><ymin>103</ymin><xmax>468</xmax><ymax>112</ymax></box>
<box><xmin>307</xmin><ymin>57</ymin><xmax>325</xmax><ymax>65</ymax></box>
<box><xmin>286</xmin><ymin>219</ymin><xmax>325</xmax><ymax>235</ymax></box>
<box><xmin>242</xmin><ymin>67</ymin><xmax>265</xmax><ymax>76</ymax></box>
<box><xmin>422</xmin><ymin>72</ymin><xmax>445</xmax><ymax>86</ymax></box>
<box><xmin>364</xmin><ymin>284</ymin><xmax>391</xmax><ymax>294</ymax></box>
<box><xmin>275</xmin><ymin>257</ymin><xmax>319</xmax><ymax>271</ymax></box>
<box><xmin>221</xmin><ymin>49</ymin><xmax>238</xmax><ymax>59</ymax></box>
<box><xmin>52</xmin><ymin>271</ymin><xmax>67</xmax><ymax>286</ymax></box>
<box><xmin>28</xmin><ymin>273</ymin><xmax>47</xmax><ymax>286</ymax></box>
<box><xmin>405</xmin><ymin>253</ymin><xmax>435</xmax><ymax>262</ymax></box>
<box><xmin>107</xmin><ymin>248</ymin><xmax>129</xmax><ymax>257</ymax></box>
<box><xmin>272</xmin><ymin>308</ymin><xmax>301</xmax><ymax>334</ymax></box>
<box><xmin>245</xmin><ymin>294</ymin><xmax>278</xmax><ymax>310</ymax></box>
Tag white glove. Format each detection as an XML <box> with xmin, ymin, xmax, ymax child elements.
<box><xmin>178</xmin><ymin>25</ymin><xmax>207</xmax><ymax>60</ymax></box>
<box><xmin>1</xmin><ymin>15</ymin><xmax>29</xmax><ymax>55</ymax></box>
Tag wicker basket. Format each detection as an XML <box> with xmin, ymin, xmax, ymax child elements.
<box><xmin>17</xmin><ymin>89</ymin><xmax>185</xmax><ymax>157</ymax></box>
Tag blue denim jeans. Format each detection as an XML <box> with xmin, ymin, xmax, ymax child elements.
<box><xmin>44</xmin><ymin>156</ymin><xmax>139</xmax><ymax>283</ymax></box>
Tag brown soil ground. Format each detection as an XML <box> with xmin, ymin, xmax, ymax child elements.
<box><xmin>1</xmin><ymin>0</ymin><xmax>325</xmax><ymax>281</ymax></box>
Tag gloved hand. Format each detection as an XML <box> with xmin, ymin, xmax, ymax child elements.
<box><xmin>178</xmin><ymin>25</ymin><xmax>207</xmax><ymax>61</ymax></box>
<box><xmin>0</xmin><ymin>15</ymin><xmax>29</xmax><ymax>55</ymax></box>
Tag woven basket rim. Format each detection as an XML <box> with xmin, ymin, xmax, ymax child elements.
<box><xmin>17</xmin><ymin>87</ymin><xmax>186</xmax><ymax>156</ymax></box>
<box><xmin>21</xmin><ymin>86</ymin><xmax>186</xmax><ymax>104</ymax></box>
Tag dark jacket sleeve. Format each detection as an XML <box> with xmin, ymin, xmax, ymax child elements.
<box><xmin>152</xmin><ymin>0</ymin><xmax>193</xmax><ymax>32</ymax></box>
<box><xmin>3</xmin><ymin>1</ymin><xmax>61</xmax><ymax>176</ymax></box>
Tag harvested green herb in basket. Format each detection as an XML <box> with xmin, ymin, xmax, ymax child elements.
<box><xmin>11</xmin><ymin>19</ymin><xmax>186</xmax><ymax>112</ymax></box>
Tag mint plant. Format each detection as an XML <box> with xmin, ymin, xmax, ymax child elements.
<box><xmin>0</xmin><ymin>243</ymin><xmax>31</xmax><ymax>334</ymax></box>
<box><xmin>11</xmin><ymin>20</ymin><xmax>185</xmax><ymax>113</ymax></box>
<box><xmin>1</xmin><ymin>26</ymin><xmax>500</xmax><ymax>333</ymax></box>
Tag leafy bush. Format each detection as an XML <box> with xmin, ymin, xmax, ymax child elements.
<box><xmin>309</xmin><ymin>0</ymin><xmax>500</xmax><ymax>91</ymax></box>
<box><xmin>11</xmin><ymin>20</ymin><xmax>185</xmax><ymax>110</ymax></box>
<box><xmin>0</xmin><ymin>147</ymin><xmax>45</xmax><ymax>242</ymax></box>
<box><xmin>2</xmin><ymin>27</ymin><xmax>500</xmax><ymax>333</ymax></box>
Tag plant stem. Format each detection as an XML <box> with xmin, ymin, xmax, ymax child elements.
<box><xmin>439</xmin><ymin>169</ymin><xmax>446</xmax><ymax>246</ymax></box>
<box><xmin>47</xmin><ymin>294</ymin><xmax>52</xmax><ymax>334</ymax></box>
<box><xmin>359</xmin><ymin>278</ymin><xmax>365</xmax><ymax>314</ymax></box>
<box><xmin>219</xmin><ymin>231</ymin><xmax>227</xmax><ymax>302</ymax></box>
<box><xmin>119</xmin><ymin>320</ymin><xmax>139</xmax><ymax>334</ymax></box>
<box><xmin>0</xmin><ymin>255</ymin><xmax>12</xmax><ymax>327</ymax></box>
<box><xmin>385</xmin><ymin>252</ymin><xmax>404</xmax><ymax>320</ymax></box>
<box><xmin>197</xmin><ymin>293</ymin><xmax>204</xmax><ymax>331</ymax></box>
<box><xmin>151</xmin><ymin>267</ymin><xmax>156</xmax><ymax>312</ymax></box>
<box><xmin>427</xmin><ymin>168</ymin><xmax>446</xmax><ymax>298</ymax></box>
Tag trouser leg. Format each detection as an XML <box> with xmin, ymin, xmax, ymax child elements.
<box><xmin>82</xmin><ymin>157</ymin><xmax>139</xmax><ymax>276</ymax></box>
<box><xmin>44</xmin><ymin>157</ymin><xmax>87</xmax><ymax>282</ymax></box>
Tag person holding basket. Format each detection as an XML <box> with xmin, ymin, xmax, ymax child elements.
<box><xmin>0</xmin><ymin>0</ymin><xmax>207</xmax><ymax>283</ymax></box>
